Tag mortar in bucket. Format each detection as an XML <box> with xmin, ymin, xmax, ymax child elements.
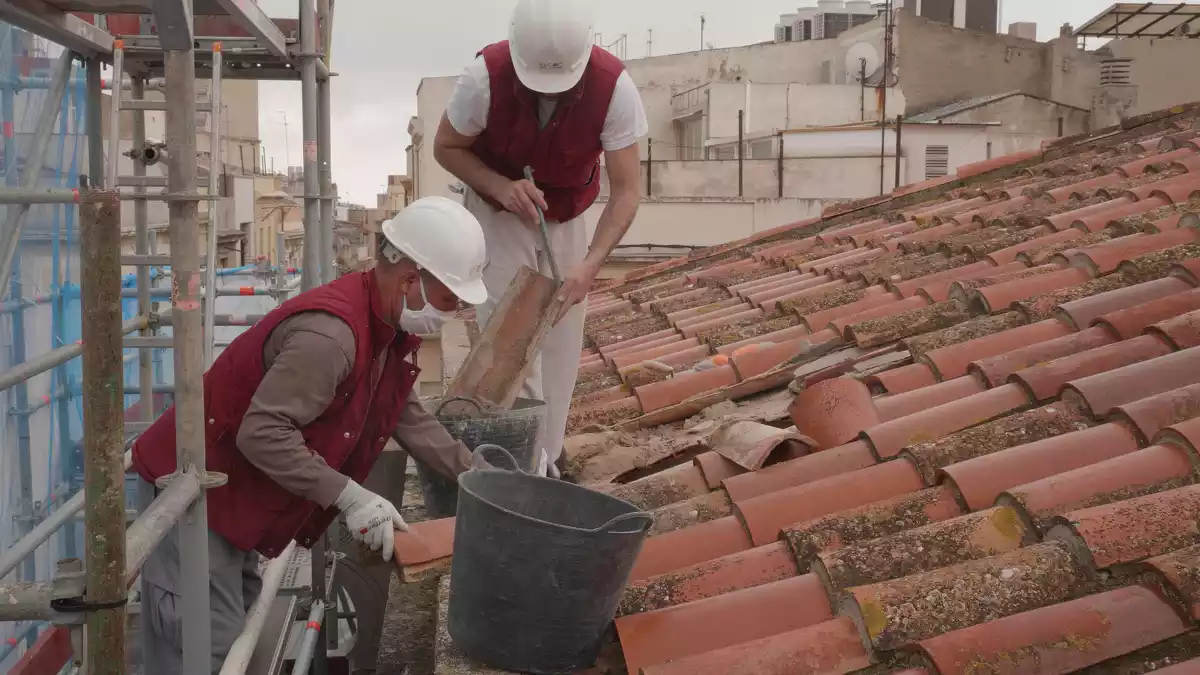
<box><xmin>416</xmin><ymin>396</ymin><xmax>546</xmax><ymax>519</ymax></box>
<box><xmin>448</xmin><ymin>445</ymin><xmax>653</xmax><ymax>674</ymax></box>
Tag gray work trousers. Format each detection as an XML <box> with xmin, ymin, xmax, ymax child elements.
<box><xmin>138</xmin><ymin>479</ymin><xmax>263</xmax><ymax>675</ymax></box>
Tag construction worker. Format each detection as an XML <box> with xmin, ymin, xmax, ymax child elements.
<box><xmin>433</xmin><ymin>0</ymin><xmax>647</xmax><ymax>476</ymax></box>
<box><xmin>130</xmin><ymin>196</ymin><xmax>489</xmax><ymax>673</ymax></box>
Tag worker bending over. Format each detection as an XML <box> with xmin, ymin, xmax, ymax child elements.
<box><xmin>131</xmin><ymin>197</ymin><xmax>488</xmax><ymax>673</ymax></box>
<box><xmin>434</xmin><ymin>0</ymin><xmax>647</xmax><ymax>476</ymax></box>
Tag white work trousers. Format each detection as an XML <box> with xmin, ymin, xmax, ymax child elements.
<box><xmin>464</xmin><ymin>188</ymin><xmax>588</xmax><ymax>465</ymax></box>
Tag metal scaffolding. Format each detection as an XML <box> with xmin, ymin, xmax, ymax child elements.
<box><xmin>0</xmin><ymin>0</ymin><xmax>338</xmax><ymax>673</ymax></box>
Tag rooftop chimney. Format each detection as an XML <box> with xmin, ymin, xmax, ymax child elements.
<box><xmin>1008</xmin><ymin>22</ymin><xmax>1037</xmax><ymax>40</ymax></box>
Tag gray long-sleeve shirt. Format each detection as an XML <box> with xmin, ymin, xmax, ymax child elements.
<box><xmin>234</xmin><ymin>311</ymin><xmax>472</xmax><ymax>509</ymax></box>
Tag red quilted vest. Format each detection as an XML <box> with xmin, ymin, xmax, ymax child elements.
<box><xmin>472</xmin><ymin>41</ymin><xmax>624</xmax><ymax>223</ymax></box>
<box><xmin>131</xmin><ymin>271</ymin><xmax>420</xmax><ymax>558</ymax></box>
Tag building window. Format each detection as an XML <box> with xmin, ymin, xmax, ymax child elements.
<box><xmin>749</xmin><ymin>138</ymin><xmax>774</xmax><ymax>159</ymax></box>
<box><xmin>986</xmin><ymin>142</ymin><xmax>993</xmax><ymax>160</ymax></box>
<box><xmin>678</xmin><ymin>117</ymin><xmax>704</xmax><ymax>161</ymax></box>
<box><xmin>925</xmin><ymin>145</ymin><xmax>950</xmax><ymax>180</ymax></box>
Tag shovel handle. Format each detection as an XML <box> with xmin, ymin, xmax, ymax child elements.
<box><xmin>522</xmin><ymin>166</ymin><xmax>562</xmax><ymax>283</ymax></box>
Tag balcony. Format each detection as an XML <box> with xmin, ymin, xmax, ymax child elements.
<box><xmin>671</xmin><ymin>84</ymin><xmax>707</xmax><ymax>120</ymax></box>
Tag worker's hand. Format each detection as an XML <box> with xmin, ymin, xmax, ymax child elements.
<box><xmin>492</xmin><ymin>179</ymin><xmax>547</xmax><ymax>227</ymax></box>
<box><xmin>554</xmin><ymin>259</ymin><xmax>601</xmax><ymax>325</ymax></box>
<box><xmin>334</xmin><ymin>480</ymin><xmax>407</xmax><ymax>562</ymax></box>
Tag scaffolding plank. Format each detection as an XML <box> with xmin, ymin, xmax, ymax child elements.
<box><xmin>121</xmin><ymin>99</ymin><xmax>213</xmax><ymax>111</ymax></box>
<box><xmin>0</xmin><ymin>0</ymin><xmax>114</xmax><ymax>55</ymax></box>
<box><xmin>210</xmin><ymin>0</ymin><xmax>289</xmax><ymax>59</ymax></box>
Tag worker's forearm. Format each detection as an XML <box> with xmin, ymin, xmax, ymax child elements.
<box><xmin>434</xmin><ymin>145</ymin><xmax>507</xmax><ymax>201</ymax></box>
<box><xmin>236</xmin><ymin>417</ymin><xmax>349</xmax><ymax>508</ymax></box>
<box><xmin>584</xmin><ymin>189</ymin><xmax>640</xmax><ymax>270</ymax></box>
<box><xmin>391</xmin><ymin>392</ymin><xmax>473</xmax><ymax>480</ymax></box>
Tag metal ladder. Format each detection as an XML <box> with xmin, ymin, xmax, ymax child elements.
<box><xmin>106</xmin><ymin>38</ymin><xmax>223</xmax><ymax>365</ymax></box>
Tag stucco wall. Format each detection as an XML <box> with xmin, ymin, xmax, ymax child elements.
<box><xmin>896</xmin><ymin>12</ymin><xmax>1050</xmax><ymax>113</ymax></box>
<box><xmin>411</xmin><ymin>76</ymin><xmax>459</xmax><ymax>201</ymax></box>
<box><xmin>935</xmin><ymin>96</ymin><xmax>1090</xmax><ymax>138</ymax></box>
<box><xmin>708</xmin><ymin>82</ymin><xmax>906</xmax><ymax>138</ymax></box>
<box><xmin>1106</xmin><ymin>36</ymin><xmax>1200</xmax><ymax>117</ymax></box>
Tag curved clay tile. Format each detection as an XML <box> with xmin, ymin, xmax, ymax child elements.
<box><xmin>783</xmin><ymin>485</ymin><xmax>963</xmax><ymax>568</ymax></box>
<box><xmin>865</xmin><ymin>362</ymin><xmax>938</xmax><ymax>394</ymax></box>
<box><xmin>607</xmin><ymin>462</ymin><xmax>712</xmax><ymax>512</ymax></box>
<box><xmin>614</xmin><ymin>573</ymin><xmax>832</xmax><ymax>675</ymax></box>
<box><xmin>1142</xmin><ymin>544</ymin><xmax>1200</xmax><ymax>621</ymax></box>
<box><xmin>812</xmin><ymin>248</ymin><xmax>886</xmax><ymax>276</ymax></box>
<box><xmin>813</xmin><ymin>507</ymin><xmax>1032</xmax><ymax>593</ymax></box>
<box><xmin>693</xmin><ymin>451</ymin><xmax>746</xmax><ymax>489</ymax></box>
<box><xmin>1064</xmin><ymin>345</ymin><xmax>1200</xmax><ymax>418</ymax></box>
<box><xmin>1117</xmin><ymin>147</ymin><xmax>1197</xmax><ymax>176</ymax></box>
<box><xmin>638</xmin><ymin>616</ymin><xmax>870</xmax><ymax>675</ymax></box>
<box><xmin>1057</xmin><ymin>276</ymin><xmax>1192</xmax><ymax>329</ymax></box>
<box><xmin>733</xmin><ymin>459</ymin><xmax>925</xmax><ymax>547</ymax></box>
<box><xmin>1093</xmin><ymin>289</ymin><xmax>1200</xmax><ymax>340</ymax></box>
<box><xmin>633</xmin><ymin>365</ymin><xmax>739</xmax><ymax>414</ymax></box>
<box><xmin>1148</xmin><ymin>308</ymin><xmax>1200</xmax><ymax>350</ymax></box>
<box><xmin>665</xmin><ymin>298</ymin><xmax>745</xmax><ymax>326</ymax></box>
<box><xmin>722</xmin><ymin>440</ymin><xmax>878</xmax><ymax>504</ymax></box>
<box><xmin>1013</xmin><ymin>334</ymin><xmax>1174</xmax><ymax>403</ymax></box>
<box><xmin>716</xmin><ymin>324</ymin><xmax>810</xmax><ymax>356</ymax></box>
<box><xmin>604</xmin><ymin>334</ymin><xmax>687</xmax><ymax>367</ymax></box>
<box><xmin>679</xmin><ymin>308</ymin><xmax>764</xmax><ymax>339</ymax></box>
<box><xmin>758</xmin><ymin>279</ymin><xmax>848</xmax><ymax>312</ymax></box>
<box><xmin>629</xmin><ymin>515</ymin><xmax>751</xmax><ymax>583</ymax></box>
<box><xmin>825</xmin><ymin>219</ymin><xmax>889</xmax><ymax>245</ymax></box>
<box><xmin>1046</xmin><ymin>173</ymin><xmax>1123</xmax><ymax>202</ymax></box>
<box><xmin>921</xmin><ymin>319</ymin><xmax>1074</xmax><ymax>381</ymax></box>
<box><xmin>616</xmin><ymin>347</ymin><xmax>709</xmax><ymax>384</ymax></box>
<box><xmin>752</xmin><ymin>239</ymin><xmax>817</xmax><ymax>263</ymax></box>
<box><xmin>1072</xmin><ymin>194</ymin><xmax>1173</xmax><ymax>233</ymax></box>
<box><xmin>621</xmin><ymin>541</ymin><xmax>796</xmax><ymax>615</ymax></box>
<box><xmin>912</xmin><ymin>196</ymin><xmax>990</xmax><ymax>223</ymax></box>
<box><xmin>800</xmin><ymin>292</ymin><xmax>899</xmax><ymax>334</ymax></box>
<box><xmin>861</xmin><ymin>384</ymin><xmax>1033</xmax><ymax>460</ymax></box>
<box><xmin>1045</xmin><ymin>484</ymin><xmax>1200</xmax><ymax>569</ymax></box>
<box><xmin>788</xmin><ymin>377</ymin><xmax>880</xmax><ymax>449</ymax></box>
<box><xmin>901</xmin><ymin>402</ymin><xmax>1093</xmax><ymax>486</ymax></box>
<box><xmin>741</xmin><ymin>274</ymin><xmax>826</xmax><ymax>304</ymax></box>
<box><xmin>874</xmin><ymin>376</ymin><xmax>987</xmax><ymax>421</ymax></box>
<box><xmin>649</xmin><ymin>490</ymin><xmax>734</xmax><ymax>536</ymax></box>
<box><xmin>674</xmin><ymin>303</ymin><xmax>757</xmax><ymax>332</ymax></box>
<box><xmin>843</xmin><ymin>541</ymin><xmax>1086</xmax><ymax>653</ymax></box>
<box><xmin>941</xmin><ymin>421</ymin><xmax>1141</xmax><ymax>511</ymax></box>
<box><xmin>599</xmin><ymin>328</ymin><xmax>680</xmax><ymax>356</ymax></box>
<box><xmin>1111</xmin><ymin>383</ymin><xmax>1200</xmax><ymax>444</ymax></box>
<box><xmin>1044</xmin><ymin>197</ymin><xmax>1134</xmax><ymax>231</ymax></box>
<box><xmin>915</xmin><ymin>584</ymin><xmax>1189</xmax><ymax>675</ymax></box>
<box><xmin>889</xmin><ymin>260</ymin><xmax>996</xmax><ymax>298</ymax></box>
<box><xmin>986</xmin><ymin>228</ymin><xmax>1085</xmax><ymax>266</ymax></box>
<box><xmin>1000</xmin><ymin>444</ymin><xmax>1195</xmax><ymax>532</ymax></box>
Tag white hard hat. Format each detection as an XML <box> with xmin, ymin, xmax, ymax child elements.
<box><xmin>381</xmin><ymin>196</ymin><xmax>489</xmax><ymax>306</ymax></box>
<box><xmin>509</xmin><ymin>0</ymin><xmax>595</xmax><ymax>94</ymax></box>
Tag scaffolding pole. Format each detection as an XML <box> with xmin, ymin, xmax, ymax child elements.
<box><xmin>0</xmin><ymin>50</ymin><xmax>72</xmax><ymax>300</ymax></box>
<box><xmin>164</xmin><ymin>40</ymin><xmax>214</xmax><ymax>675</ymax></box>
<box><xmin>203</xmin><ymin>44</ymin><xmax>224</xmax><ymax>366</ymax></box>
<box><xmin>317</xmin><ymin>0</ymin><xmax>334</xmax><ymax>284</ymax></box>
<box><xmin>79</xmin><ymin>189</ymin><xmax>127</xmax><ymax>675</ymax></box>
<box><xmin>133</xmin><ymin>76</ymin><xmax>155</xmax><ymax>427</ymax></box>
<box><xmin>300</xmin><ymin>0</ymin><xmax>321</xmax><ymax>291</ymax></box>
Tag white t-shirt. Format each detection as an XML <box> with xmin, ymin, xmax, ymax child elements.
<box><xmin>445</xmin><ymin>56</ymin><xmax>649</xmax><ymax>153</ymax></box>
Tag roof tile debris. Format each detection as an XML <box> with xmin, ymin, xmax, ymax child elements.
<box><xmin>399</xmin><ymin>101</ymin><xmax>1200</xmax><ymax>674</ymax></box>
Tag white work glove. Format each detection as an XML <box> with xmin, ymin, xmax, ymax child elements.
<box><xmin>334</xmin><ymin>480</ymin><xmax>407</xmax><ymax>562</ymax></box>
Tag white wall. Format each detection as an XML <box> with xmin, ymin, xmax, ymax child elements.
<box><xmin>708</xmin><ymin>82</ymin><xmax>907</xmax><ymax>139</ymax></box>
<box><xmin>583</xmin><ymin>196</ymin><xmax>823</xmax><ymax>248</ymax></box>
<box><xmin>410</xmin><ymin>76</ymin><xmax>459</xmax><ymax>201</ymax></box>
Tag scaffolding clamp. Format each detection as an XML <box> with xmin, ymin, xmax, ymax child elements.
<box><xmin>154</xmin><ymin>468</ymin><xmax>228</xmax><ymax>492</ymax></box>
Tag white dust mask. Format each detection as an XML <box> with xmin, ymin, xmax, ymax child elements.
<box><xmin>399</xmin><ymin>276</ymin><xmax>456</xmax><ymax>335</ymax></box>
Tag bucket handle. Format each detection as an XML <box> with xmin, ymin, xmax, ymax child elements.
<box><xmin>591</xmin><ymin>511</ymin><xmax>654</xmax><ymax>534</ymax></box>
<box><xmin>471</xmin><ymin>444</ymin><xmax>523</xmax><ymax>473</ymax></box>
<box><xmin>435</xmin><ymin>396</ymin><xmax>485</xmax><ymax>417</ymax></box>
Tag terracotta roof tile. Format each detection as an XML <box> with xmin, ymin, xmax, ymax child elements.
<box><xmin>549</xmin><ymin>104</ymin><xmax>1200</xmax><ymax>674</ymax></box>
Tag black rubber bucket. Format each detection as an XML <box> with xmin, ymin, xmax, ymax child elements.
<box><xmin>416</xmin><ymin>396</ymin><xmax>546</xmax><ymax>519</ymax></box>
<box><xmin>447</xmin><ymin>445</ymin><xmax>653</xmax><ymax>674</ymax></box>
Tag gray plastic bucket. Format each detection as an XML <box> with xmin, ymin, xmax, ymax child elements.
<box><xmin>415</xmin><ymin>396</ymin><xmax>546</xmax><ymax>519</ymax></box>
<box><xmin>447</xmin><ymin>445</ymin><xmax>653</xmax><ymax>674</ymax></box>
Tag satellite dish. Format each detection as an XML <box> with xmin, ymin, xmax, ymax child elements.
<box><xmin>845</xmin><ymin>41</ymin><xmax>881</xmax><ymax>82</ymax></box>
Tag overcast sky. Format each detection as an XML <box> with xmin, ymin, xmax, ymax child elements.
<box><xmin>253</xmin><ymin>0</ymin><xmax>1116</xmax><ymax>206</ymax></box>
